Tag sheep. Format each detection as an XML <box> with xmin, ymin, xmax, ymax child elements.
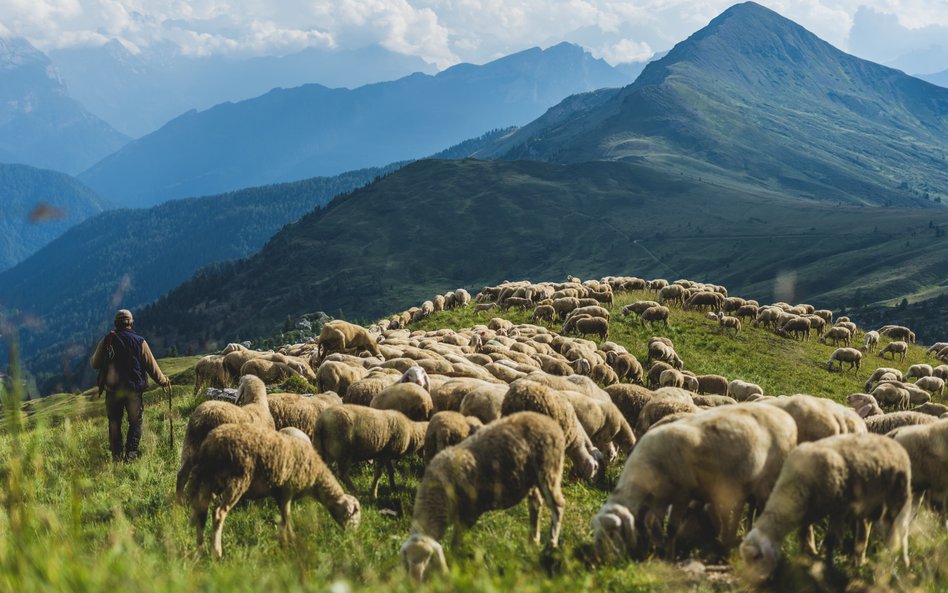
<box><xmin>315</xmin><ymin>360</ymin><xmax>368</xmax><ymax>398</ymax></box>
<box><xmin>818</xmin><ymin>326</ymin><xmax>852</xmax><ymax>347</ymax></box>
<box><xmin>813</xmin><ymin>309</ymin><xmax>833</xmax><ymax>324</ymax></box>
<box><xmin>879</xmin><ymin>340</ymin><xmax>909</xmax><ymax>361</ymax></box>
<box><xmin>175</xmin><ymin>375</ymin><xmax>274</xmax><ymax>503</ymax></box>
<box><xmin>659</xmin><ymin>284</ymin><xmax>685</xmax><ymax>305</ymax></box>
<box><xmin>865</xmin><ymin>367</ymin><xmax>904</xmax><ymax>391</ymax></box>
<box><xmin>401</xmin><ymin>412</ymin><xmax>566</xmax><ymax>581</ymax></box>
<box><xmin>501</xmin><ymin>380</ymin><xmax>601</xmax><ymax>480</ymax></box>
<box><xmin>220</xmin><ymin>342</ymin><xmax>248</xmax><ymax>356</ymax></box>
<box><xmin>622</xmin><ymin>301</ymin><xmax>659</xmax><ymax>317</ymax></box>
<box><xmin>593</xmin><ymin>405</ymin><xmax>797</xmax><ymax>560</ymax></box>
<box><xmin>645</xmin><ymin>361</ymin><xmax>673</xmax><ymax>388</ymax></box>
<box><xmin>647</xmin><ymin>342</ymin><xmax>683</xmax><ymax>369</ymax></box>
<box><xmin>458</xmin><ymin>385</ymin><xmax>509</xmax><ymax>424</ymax></box>
<box><xmin>430</xmin><ymin>378</ymin><xmax>490</xmax><ymax>413</ymax></box>
<box><xmin>881</xmin><ymin>325</ymin><xmax>916</xmax><ymax>343</ymax></box>
<box><xmin>890</xmin><ymin>421</ymin><xmax>948</xmax><ymax>515</ymax></box>
<box><xmin>906</xmin><ymin>363</ymin><xmax>934</xmax><ymax>380</ymax></box>
<box><xmin>605</xmin><ymin>351</ymin><xmax>644</xmax><ymax>384</ymax></box>
<box><xmin>826</xmin><ymin>347</ymin><xmax>862</xmax><ymax>372</ymax></box>
<box><xmin>531</xmin><ymin>305</ymin><xmax>556</xmax><ymax>326</ymax></box>
<box><xmin>714</xmin><ymin>311</ymin><xmax>741</xmax><ymax>335</ymax></box>
<box><xmin>862</xmin><ymin>330</ymin><xmax>880</xmax><ymax>352</ymax></box>
<box><xmin>186</xmin><ymin>425</ymin><xmax>360</xmax><ymax>559</ymax></box>
<box><xmin>639</xmin><ymin>305</ymin><xmax>670</xmax><ymax>328</ymax></box>
<box><xmin>864</xmin><ymin>411</ymin><xmax>937</xmax><ymax>434</ymax></box>
<box><xmin>634</xmin><ymin>395</ymin><xmax>699</xmax><ymax>437</ymax></box>
<box><xmin>777</xmin><ymin>317</ymin><xmax>811</xmax><ymax>341</ymax></box>
<box><xmin>727</xmin><ymin>379</ymin><xmax>764</xmax><ymax>401</ymax></box>
<box><xmin>835</xmin><ymin>320</ymin><xmax>858</xmax><ymax>336</ymax></box>
<box><xmin>740</xmin><ymin>434</ymin><xmax>912</xmax><ymax>584</ymax></box>
<box><xmin>344</xmin><ymin>371</ymin><xmax>399</xmax><ymax>406</ymax></box>
<box><xmin>530</xmin><ymin>353</ymin><xmax>573</xmax><ymax>376</ymax></box>
<box><xmin>590</xmin><ymin>363</ymin><xmax>620</xmax><ymax>387</ymax></box>
<box><xmin>915</xmin><ymin>375</ymin><xmax>946</xmax><ymax>397</ymax></box>
<box><xmin>761</xmin><ymin>394</ymin><xmax>866</xmax><ymax>442</ymax></box>
<box><xmin>268</xmin><ymin>392</ymin><xmax>341</xmax><ymax>441</ymax></box>
<box><xmin>871</xmin><ymin>382</ymin><xmax>912</xmax><ymax>410</ymax></box>
<box><xmin>570</xmin><ymin>317</ymin><xmax>609</xmax><ymax>342</ymax></box>
<box><xmin>370</xmin><ymin>382</ymin><xmax>434</xmax><ymax>421</ymax></box>
<box><xmin>680</xmin><ymin>373</ymin><xmax>699</xmax><ymax>393</ymax></box>
<box><xmin>659</xmin><ymin>368</ymin><xmax>685</xmax><ymax>389</ymax></box>
<box><xmin>605</xmin><ymin>384</ymin><xmax>657</xmax><ymax>428</ymax></box>
<box><xmin>193</xmin><ymin>355</ymin><xmax>232</xmax><ymax>395</ymax></box>
<box><xmin>691</xmin><ymin>394</ymin><xmax>737</xmax><ymax>407</ymax></box>
<box><xmin>317</xmin><ymin>320</ymin><xmax>382</xmax><ymax>361</ymax></box>
<box><xmin>240</xmin><ymin>358</ymin><xmax>303</xmax><ymax>384</ymax></box>
<box><xmin>562</xmin><ymin>392</ymin><xmax>636</xmax><ymax>458</ymax></box>
<box><xmin>911</xmin><ymin>402</ymin><xmax>948</xmax><ymax>417</ymax></box>
<box><xmin>696</xmin><ymin>374</ymin><xmax>728</xmax><ymax>396</ymax></box>
<box><xmin>847</xmin><ymin>393</ymin><xmax>883</xmax><ymax>419</ymax></box>
<box><xmin>926</xmin><ymin>342</ymin><xmax>948</xmax><ymax>357</ymax></box>
<box><xmin>315</xmin><ymin>405</ymin><xmax>428</xmax><ymax>497</ymax></box>
<box><xmin>735</xmin><ymin>304</ymin><xmax>760</xmax><ymax>322</ymax></box>
<box><xmin>423</xmin><ymin>412</ymin><xmax>483</xmax><ymax>465</ymax></box>
<box><xmin>933</xmin><ymin>365</ymin><xmax>948</xmax><ymax>381</ymax></box>
<box><xmin>565</xmin><ymin>305</ymin><xmax>610</xmax><ymax>322</ymax></box>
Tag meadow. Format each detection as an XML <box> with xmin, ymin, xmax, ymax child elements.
<box><xmin>2</xmin><ymin>291</ymin><xmax>947</xmax><ymax>593</ymax></box>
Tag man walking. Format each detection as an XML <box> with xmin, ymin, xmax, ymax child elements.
<box><xmin>91</xmin><ymin>309</ymin><xmax>171</xmax><ymax>461</ymax></box>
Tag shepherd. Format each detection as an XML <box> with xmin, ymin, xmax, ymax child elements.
<box><xmin>91</xmin><ymin>309</ymin><xmax>171</xmax><ymax>462</ymax></box>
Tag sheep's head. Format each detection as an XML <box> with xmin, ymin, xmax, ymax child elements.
<box><xmin>401</xmin><ymin>533</ymin><xmax>446</xmax><ymax>582</ymax></box>
<box><xmin>672</xmin><ymin>356</ymin><xmax>684</xmax><ymax>370</ymax></box>
<box><xmin>591</xmin><ymin>503</ymin><xmax>637</xmax><ymax>562</ymax></box>
<box><xmin>329</xmin><ymin>494</ymin><xmax>361</xmax><ymax>530</ymax></box>
<box><xmin>236</xmin><ymin>374</ymin><xmax>266</xmax><ymax>405</ymax></box>
<box><xmin>400</xmin><ymin>366</ymin><xmax>431</xmax><ymax>392</ymax></box>
<box><xmin>739</xmin><ymin>527</ymin><xmax>780</xmax><ymax>585</ymax></box>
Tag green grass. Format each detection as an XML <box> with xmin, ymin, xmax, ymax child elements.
<box><xmin>2</xmin><ymin>293</ymin><xmax>947</xmax><ymax>593</ymax></box>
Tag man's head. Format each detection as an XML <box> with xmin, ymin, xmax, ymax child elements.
<box><xmin>114</xmin><ymin>309</ymin><xmax>134</xmax><ymax>329</ymax></box>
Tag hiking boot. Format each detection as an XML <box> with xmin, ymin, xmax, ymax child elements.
<box><xmin>111</xmin><ymin>453</ymin><xmax>124</xmax><ymax>463</ymax></box>
<box><xmin>124</xmin><ymin>450</ymin><xmax>141</xmax><ymax>462</ymax></box>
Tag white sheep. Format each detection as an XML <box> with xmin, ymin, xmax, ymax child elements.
<box><xmin>186</xmin><ymin>425</ymin><xmax>360</xmax><ymax>559</ymax></box>
<box><xmin>401</xmin><ymin>412</ymin><xmax>566</xmax><ymax>581</ymax></box>
<box><xmin>826</xmin><ymin>347</ymin><xmax>862</xmax><ymax>372</ymax></box>
<box><xmin>740</xmin><ymin>433</ymin><xmax>912</xmax><ymax>584</ymax></box>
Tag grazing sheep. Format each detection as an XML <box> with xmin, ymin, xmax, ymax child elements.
<box><xmin>268</xmin><ymin>392</ymin><xmax>341</xmax><ymax>441</ymax></box>
<box><xmin>572</xmin><ymin>317</ymin><xmax>609</xmax><ymax>342</ymax></box>
<box><xmin>370</xmin><ymin>382</ymin><xmax>434</xmax><ymax>421</ymax></box>
<box><xmin>906</xmin><ymin>363</ymin><xmax>934</xmax><ymax>380</ymax></box>
<box><xmin>590</xmin><ymin>363</ymin><xmax>620</xmax><ymax>387</ymax></box>
<box><xmin>562</xmin><ymin>392</ymin><xmax>636</xmax><ymax>457</ymax></box>
<box><xmin>640</xmin><ymin>305</ymin><xmax>670</xmax><ymax>328</ymax></box>
<box><xmin>890</xmin><ymin>421</ymin><xmax>948</xmax><ymax>515</ymax></box>
<box><xmin>344</xmin><ymin>372</ymin><xmax>399</xmax><ymax>406</ymax></box>
<box><xmin>934</xmin><ymin>365</ymin><xmax>948</xmax><ymax>381</ymax></box>
<box><xmin>220</xmin><ymin>342</ymin><xmax>248</xmax><ymax>356</ymax></box>
<box><xmin>740</xmin><ymin>433</ymin><xmax>912</xmax><ymax>585</ymax></box>
<box><xmin>423</xmin><ymin>412</ymin><xmax>483</xmax><ymax>465</ymax></box>
<box><xmin>648</xmin><ymin>342</ymin><xmax>683</xmax><ymax>369</ymax></box>
<box><xmin>176</xmin><ymin>376</ymin><xmax>274</xmax><ymax>503</ymax></box>
<box><xmin>316</xmin><ymin>360</ymin><xmax>368</xmax><ymax>398</ymax></box>
<box><xmin>691</xmin><ymin>394</ymin><xmax>737</xmax><ymax>407</ymax></box>
<box><xmin>762</xmin><ymin>394</ymin><xmax>866</xmax><ymax>442</ymax></box>
<box><xmin>819</xmin><ymin>327</ymin><xmax>852</xmax><ymax>347</ymax></box>
<box><xmin>659</xmin><ymin>368</ymin><xmax>685</xmax><ymax>389</ymax></box>
<box><xmin>315</xmin><ymin>405</ymin><xmax>428</xmax><ymax>497</ymax></box>
<box><xmin>864</xmin><ymin>411</ymin><xmax>937</xmax><ymax>434</ymax></box>
<box><xmin>401</xmin><ymin>412</ymin><xmax>566</xmax><ymax>581</ymax></box>
<box><xmin>881</xmin><ymin>326</ymin><xmax>916</xmax><ymax>343</ymax></box>
<box><xmin>633</xmin><ymin>395</ymin><xmax>699</xmax><ymax>437</ymax></box>
<box><xmin>696</xmin><ymin>374</ymin><xmax>729</xmax><ymax>396</ymax></box>
<box><xmin>530</xmin><ymin>353</ymin><xmax>573</xmax><ymax>376</ymax></box>
<box><xmin>605</xmin><ymin>351</ymin><xmax>644</xmax><ymax>384</ymax></box>
<box><xmin>727</xmin><ymin>379</ymin><xmax>764</xmax><ymax>402</ymax></box>
<box><xmin>777</xmin><ymin>317</ymin><xmax>811</xmax><ymax>341</ymax></box>
<box><xmin>593</xmin><ymin>405</ymin><xmax>797</xmax><ymax>560</ymax></box>
<box><xmin>458</xmin><ymin>385</ymin><xmax>509</xmax><ymax>424</ymax></box>
<box><xmin>399</xmin><ymin>366</ymin><xmax>431</xmax><ymax>391</ymax></box>
<box><xmin>865</xmin><ymin>367</ymin><xmax>904</xmax><ymax>391</ymax></box>
<box><xmin>317</xmin><ymin>320</ymin><xmax>382</xmax><ymax>361</ymax></box>
<box><xmin>240</xmin><ymin>358</ymin><xmax>302</xmax><ymax>384</ymax></box>
<box><xmin>714</xmin><ymin>311</ymin><xmax>741</xmax><ymax>335</ymax></box>
<box><xmin>847</xmin><ymin>393</ymin><xmax>883</xmax><ymax>419</ymax></box>
<box><xmin>871</xmin><ymin>382</ymin><xmax>912</xmax><ymax>410</ymax></box>
<box><xmin>193</xmin><ymin>355</ymin><xmax>232</xmax><ymax>395</ymax></box>
<box><xmin>911</xmin><ymin>402</ymin><xmax>948</xmax><ymax>417</ymax></box>
<box><xmin>622</xmin><ymin>301</ymin><xmax>659</xmax><ymax>317</ymax></box>
<box><xmin>926</xmin><ymin>342</ymin><xmax>948</xmax><ymax>357</ymax></box>
<box><xmin>862</xmin><ymin>331</ymin><xmax>880</xmax><ymax>352</ymax></box>
<box><xmin>605</xmin><ymin>384</ymin><xmax>657</xmax><ymax>429</ymax></box>
<box><xmin>501</xmin><ymin>380</ymin><xmax>601</xmax><ymax>480</ymax></box>
<box><xmin>532</xmin><ymin>305</ymin><xmax>556</xmax><ymax>326</ymax></box>
<box><xmin>186</xmin><ymin>425</ymin><xmax>360</xmax><ymax>559</ymax></box>
<box><xmin>430</xmin><ymin>378</ymin><xmax>490</xmax><ymax>413</ymax></box>
<box><xmin>915</xmin><ymin>375</ymin><xmax>946</xmax><ymax>397</ymax></box>
<box><xmin>879</xmin><ymin>341</ymin><xmax>909</xmax><ymax>361</ymax></box>
<box><xmin>826</xmin><ymin>347</ymin><xmax>862</xmax><ymax>372</ymax></box>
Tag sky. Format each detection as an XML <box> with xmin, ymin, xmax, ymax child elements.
<box><xmin>1</xmin><ymin>1</ymin><xmax>948</xmax><ymax>73</ymax></box>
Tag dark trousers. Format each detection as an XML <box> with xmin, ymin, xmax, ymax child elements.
<box><xmin>106</xmin><ymin>390</ymin><xmax>144</xmax><ymax>458</ymax></box>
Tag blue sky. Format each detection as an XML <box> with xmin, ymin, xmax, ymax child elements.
<box><xmin>2</xmin><ymin>1</ymin><xmax>947</xmax><ymax>73</ymax></box>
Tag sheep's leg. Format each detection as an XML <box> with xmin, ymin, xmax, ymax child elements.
<box><xmin>189</xmin><ymin>481</ymin><xmax>212</xmax><ymax>549</ymax></box>
<box><xmin>212</xmin><ymin>481</ymin><xmax>247</xmax><ymax>559</ymax></box>
<box><xmin>276</xmin><ymin>491</ymin><xmax>295</xmax><ymax>542</ymax></box>
<box><xmin>853</xmin><ymin>519</ymin><xmax>871</xmax><ymax>565</ymax></box>
<box><xmin>386</xmin><ymin>461</ymin><xmax>398</xmax><ymax>494</ymax></box>
<box><xmin>370</xmin><ymin>463</ymin><xmax>385</xmax><ymax>498</ymax></box>
<box><xmin>176</xmin><ymin>456</ymin><xmax>194</xmax><ymax>504</ymax></box>
<box><xmin>527</xmin><ymin>487</ymin><xmax>542</xmax><ymax>544</ymax></box>
<box><xmin>799</xmin><ymin>525</ymin><xmax>818</xmax><ymax>556</ymax></box>
<box><xmin>537</xmin><ymin>468</ymin><xmax>565</xmax><ymax>548</ymax></box>
<box><xmin>338</xmin><ymin>462</ymin><xmax>356</xmax><ymax>492</ymax></box>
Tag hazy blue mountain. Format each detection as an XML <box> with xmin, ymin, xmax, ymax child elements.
<box><xmin>0</xmin><ymin>165</ymin><xmax>397</xmax><ymax>374</ymax></box>
<box><xmin>922</xmin><ymin>69</ymin><xmax>948</xmax><ymax>88</ymax></box>
<box><xmin>477</xmin><ymin>2</ymin><xmax>948</xmax><ymax>208</ymax></box>
<box><xmin>0</xmin><ymin>37</ymin><xmax>129</xmax><ymax>174</ymax></box>
<box><xmin>0</xmin><ymin>163</ymin><xmax>109</xmax><ymax>271</ymax></box>
<box><xmin>77</xmin><ymin>42</ymin><xmax>633</xmax><ymax>208</ymax></box>
<box><xmin>49</xmin><ymin>42</ymin><xmax>438</xmax><ymax>138</ymax></box>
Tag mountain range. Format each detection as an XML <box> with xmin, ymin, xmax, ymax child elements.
<box><xmin>0</xmin><ymin>37</ymin><xmax>129</xmax><ymax>174</ymax></box>
<box><xmin>476</xmin><ymin>2</ymin><xmax>948</xmax><ymax>209</ymax></box>
<box><xmin>0</xmin><ymin>164</ymin><xmax>109</xmax><ymax>271</ymax></box>
<box><xmin>77</xmin><ymin>42</ymin><xmax>633</xmax><ymax>208</ymax></box>
<box><xmin>49</xmin><ymin>42</ymin><xmax>438</xmax><ymax>138</ymax></box>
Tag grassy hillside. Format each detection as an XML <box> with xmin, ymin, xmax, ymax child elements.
<box><xmin>2</xmin><ymin>289</ymin><xmax>946</xmax><ymax>593</ymax></box>
<box><xmin>481</xmin><ymin>2</ymin><xmax>948</xmax><ymax>209</ymax></box>
<box><xmin>137</xmin><ymin>158</ymin><xmax>948</xmax><ymax>356</ymax></box>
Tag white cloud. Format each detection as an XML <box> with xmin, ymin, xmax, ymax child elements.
<box><xmin>1</xmin><ymin>1</ymin><xmax>948</xmax><ymax>73</ymax></box>
<box><xmin>597</xmin><ymin>38</ymin><xmax>653</xmax><ymax>64</ymax></box>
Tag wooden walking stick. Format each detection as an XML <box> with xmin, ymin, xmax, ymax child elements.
<box><xmin>166</xmin><ymin>383</ymin><xmax>175</xmax><ymax>451</ymax></box>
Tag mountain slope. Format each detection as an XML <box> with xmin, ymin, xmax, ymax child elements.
<box><xmin>49</xmin><ymin>42</ymin><xmax>438</xmax><ymax>138</ymax></box>
<box><xmin>922</xmin><ymin>69</ymin><xmax>948</xmax><ymax>89</ymax></box>
<box><xmin>0</xmin><ymin>37</ymin><xmax>129</xmax><ymax>174</ymax></box>
<box><xmin>478</xmin><ymin>2</ymin><xmax>948</xmax><ymax>208</ymax></box>
<box><xmin>77</xmin><ymin>43</ymin><xmax>632</xmax><ymax>208</ymax></box>
<box><xmin>0</xmin><ymin>165</ymin><xmax>395</xmax><ymax>371</ymax></box>
<box><xmin>0</xmin><ymin>164</ymin><xmax>109</xmax><ymax>271</ymax></box>
<box><xmin>134</xmin><ymin>158</ymin><xmax>948</xmax><ymax>355</ymax></box>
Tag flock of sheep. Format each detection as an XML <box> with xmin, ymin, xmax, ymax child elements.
<box><xmin>180</xmin><ymin>275</ymin><xmax>948</xmax><ymax>585</ymax></box>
